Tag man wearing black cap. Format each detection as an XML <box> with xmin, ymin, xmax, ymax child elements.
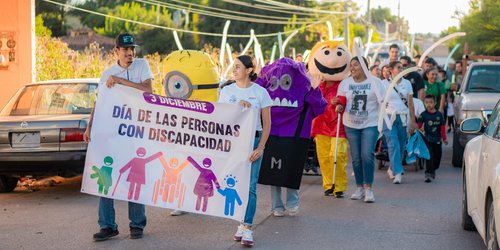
<box><xmin>84</xmin><ymin>33</ymin><xmax>153</xmax><ymax>241</ymax></box>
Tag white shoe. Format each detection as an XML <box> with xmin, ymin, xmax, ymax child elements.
<box><xmin>241</xmin><ymin>228</ymin><xmax>254</xmax><ymax>246</ymax></box>
<box><xmin>350</xmin><ymin>187</ymin><xmax>364</xmax><ymax>200</ymax></box>
<box><xmin>272</xmin><ymin>210</ymin><xmax>285</xmax><ymax>217</ymax></box>
<box><xmin>393</xmin><ymin>174</ymin><xmax>402</xmax><ymax>184</ymax></box>
<box><xmin>364</xmin><ymin>188</ymin><xmax>375</xmax><ymax>203</ymax></box>
<box><xmin>387</xmin><ymin>168</ymin><xmax>394</xmax><ymax>179</ymax></box>
<box><xmin>233</xmin><ymin>224</ymin><xmax>244</xmax><ymax>241</ymax></box>
<box><xmin>288</xmin><ymin>206</ymin><xmax>299</xmax><ymax>216</ymax></box>
<box><xmin>170</xmin><ymin>210</ymin><xmax>185</xmax><ymax>216</ymax></box>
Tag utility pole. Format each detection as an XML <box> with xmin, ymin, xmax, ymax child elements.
<box><xmin>366</xmin><ymin>0</ymin><xmax>371</xmax><ymax>43</ymax></box>
<box><xmin>344</xmin><ymin>2</ymin><xmax>349</xmax><ymax>48</ymax></box>
<box><xmin>397</xmin><ymin>0</ymin><xmax>401</xmax><ymax>39</ymax></box>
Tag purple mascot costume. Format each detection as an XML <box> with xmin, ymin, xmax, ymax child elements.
<box><xmin>256</xmin><ymin>58</ymin><xmax>327</xmax><ymax>191</ymax></box>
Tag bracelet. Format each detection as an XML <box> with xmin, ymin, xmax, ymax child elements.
<box><xmin>257</xmin><ymin>145</ymin><xmax>265</xmax><ymax>150</ymax></box>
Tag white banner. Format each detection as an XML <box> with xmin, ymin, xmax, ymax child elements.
<box><xmin>82</xmin><ymin>85</ymin><xmax>257</xmax><ymax>221</ymax></box>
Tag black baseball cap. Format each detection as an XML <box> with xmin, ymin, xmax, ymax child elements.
<box><xmin>115</xmin><ymin>33</ymin><xmax>138</xmax><ymax>48</ymax></box>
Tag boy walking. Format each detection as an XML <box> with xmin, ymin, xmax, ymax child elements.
<box><xmin>417</xmin><ymin>95</ymin><xmax>448</xmax><ymax>182</ymax></box>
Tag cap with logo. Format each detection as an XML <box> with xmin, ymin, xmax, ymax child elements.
<box><xmin>115</xmin><ymin>33</ymin><xmax>138</xmax><ymax>48</ymax></box>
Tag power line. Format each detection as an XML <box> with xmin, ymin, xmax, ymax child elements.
<box><xmin>135</xmin><ymin>0</ymin><xmax>320</xmax><ymax>25</ymax></box>
<box><xmin>42</xmin><ymin>0</ymin><xmax>329</xmax><ymax>38</ymax></box>
<box><xmin>221</xmin><ymin>0</ymin><xmax>322</xmax><ymax>16</ymax></box>
<box><xmin>155</xmin><ymin>0</ymin><xmax>315</xmax><ymax>21</ymax></box>
<box><xmin>255</xmin><ymin>0</ymin><xmax>354</xmax><ymax>15</ymax></box>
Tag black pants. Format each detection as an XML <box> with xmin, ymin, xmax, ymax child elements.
<box><xmin>425</xmin><ymin>141</ymin><xmax>442</xmax><ymax>176</ymax></box>
<box><xmin>447</xmin><ymin>115</ymin><xmax>454</xmax><ymax>131</ymax></box>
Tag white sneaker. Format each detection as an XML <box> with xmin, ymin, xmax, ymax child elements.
<box><xmin>364</xmin><ymin>188</ymin><xmax>375</xmax><ymax>203</ymax></box>
<box><xmin>387</xmin><ymin>168</ymin><xmax>394</xmax><ymax>179</ymax></box>
<box><xmin>233</xmin><ymin>224</ymin><xmax>244</xmax><ymax>241</ymax></box>
<box><xmin>272</xmin><ymin>210</ymin><xmax>285</xmax><ymax>217</ymax></box>
<box><xmin>170</xmin><ymin>210</ymin><xmax>185</xmax><ymax>216</ymax></box>
<box><xmin>393</xmin><ymin>174</ymin><xmax>402</xmax><ymax>184</ymax></box>
<box><xmin>241</xmin><ymin>228</ymin><xmax>254</xmax><ymax>246</ymax></box>
<box><xmin>288</xmin><ymin>206</ymin><xmax>299</xmax><ymax>216</ymax></box>
<box><xmin>350</xmin><ymin>187</ymin><xmax>364</xmax><ymax>200</ymax></box>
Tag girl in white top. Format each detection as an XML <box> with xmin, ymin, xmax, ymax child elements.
<box><xmin>336</xmin><ymin>57</ymin><xmax>385</xmax><ymax>202</ymax></box>
<box><xmin>218</xmin><ymin>55</ymin><xmax>272</xmax><ymax>247</ymax></box>
<box><xmin>381</xmin><ymin>61</ymin><xmax>417</xmax><ymax>184</ymax></box>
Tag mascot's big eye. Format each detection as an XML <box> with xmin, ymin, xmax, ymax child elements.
<box><xmin>324</xmin><ymin>50</ymin><xmax>330</xmax><ymax>55</ymax></box>
<box><xmin>269</xmin><ymin>76</ymin><xmax>279</xmax><ymax>91</ymax></box>
<box><xmin>164</xmin><ymin>71</ymin><xmax>193</xmax><ymax>99</ymax></box>
<box><xmin>280</xmin><ymin>74</ymin><xmax>292</xmax><ymax>91</ymax></box>
<box><xmin>337</xmin><ymin>51</ymin><xmax>342</xmax><ymax>56</ymax></box>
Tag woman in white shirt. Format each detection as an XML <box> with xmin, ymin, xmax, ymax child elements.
<box><xmin>218</xmin><ymin>55</ymin><xmax>272</xmax><ymax>247</ymax></box>
<box><xmin>336</xmin><ymin>57</ymin><xmax>385</xmax><ymax>203</ymax></box>
<box><xmin>382</xmin><ymin>61</ymin><xmax>417</xmax><ymax>184</ymax></box>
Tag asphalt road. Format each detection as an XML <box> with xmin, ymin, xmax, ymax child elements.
<box><xmin>0</xmin><ymin>142</ymin><xmax>485</xmax><ymax>250</ymax></box>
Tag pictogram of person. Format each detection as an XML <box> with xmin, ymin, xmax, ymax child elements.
<box><xmin>187</xmin><ymin>156</ymin><xmax>220</xmax><ymax>212</ymax></box>
<box><xmin>114</xmin><ymin>147</ymin><xmax>162</xmax><ymax>200</ymax></box>
<box><xmin>152</xmin><ymin>156</ymin><xmax>189</xmax><ymax>207</ymax></box>
<box><xmin>217</xmin><ymin>174</ymin><xmax>242</xmax><ymax>216</ymax></box>
<box><xmin>90</xmin><ymin>156</ymin><xmax>114</xmax><ymax>195</ymax></box>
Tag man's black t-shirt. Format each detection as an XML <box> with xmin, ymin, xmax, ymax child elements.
<box><xmin>404</xmin><ymin>71</ymin><xmax>424</xmax><ymax>98</ymax></box>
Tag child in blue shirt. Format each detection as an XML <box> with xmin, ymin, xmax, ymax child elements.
<box><xmin>417</xmin><ymin>95</ymin><xmax>448</xmax><ymax>182</ymax></box>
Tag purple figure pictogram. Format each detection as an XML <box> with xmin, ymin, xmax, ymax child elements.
<box><xmin>187</xmin><ymin>156</ymin><xmax>220</xmax><ymax>212</ymax></box>
<box><xmin>113</xmin><ymin>147</ymin><xmax>162</xmax><ymax>200</ymax></box>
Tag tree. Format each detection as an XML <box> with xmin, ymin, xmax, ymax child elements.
<box><xmin>35</xmin><ymin>0</ymin><xmax>68</xmax><ymax>37</ymax></box>
<box><xmin>457</xmin><ymin>0</ymin><xmax>500</xmax><ymax>55</ymax></box>
<box><xmin>35</xmin><ymin>15</ymin><xmax>52</xmax><ymax>38</ymax></box>
<box><xmin>370</xmin><ymin>6</ymin><xmax>397</xmax><ymax>25</ymax></box>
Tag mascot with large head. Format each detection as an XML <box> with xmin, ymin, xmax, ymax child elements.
<box><xmin>308</xmin><ymin>40</ymin><xmax>351</xmax><ymax>82</ymax></box>
<box><xmin>308</xmin><ymin>40</ymin><xmax>351</xmax><ymax>197</ymax></box>
<box><xmin>256</xmin><ymin>57</ymin><xmax>327</xmax><ymax>190</ymax></box>
<box><xmin>161</xmin><ymin>50</ymin><xmax>220</xmax><ymax>102</ymax></box>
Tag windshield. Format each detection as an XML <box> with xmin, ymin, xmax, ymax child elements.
<box><xmin>466</xmin><ymin>65</ymin><xmax>500</xmax><ymax>93</ymax></box>
<box><xmin>4</xmin><ymin>83</ymin><xmax>97</xmax><ymax>116</ymax></box>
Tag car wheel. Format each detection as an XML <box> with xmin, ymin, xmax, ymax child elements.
<box><xmin>452</xmin><ymin>130</ymin><xmax>464</xmax><ymax>168</ymax></box>
<box><xmin>462</xmin><ymin>170</ymin><xmax>476</xmax><ymax>231</ymax></box>
<box><xmin>486</xmin><ymin>198</ymin><xmax>500</xmax><ymax>250</ymax></box>
<box><xmin>0</xmin><ymin>175</ymin><xmax>19</xmax><ymax>193</ymax></box>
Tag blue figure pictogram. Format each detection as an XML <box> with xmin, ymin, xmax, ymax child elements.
<box><xmin>90</xmin><ymin>156</ymin><xmax>114</xmax><ymax>195</ymax></box>
<box><xmin>217</xmin><ymin>174</ymin><xmax>242</xmax><ymax>216</ymax></box>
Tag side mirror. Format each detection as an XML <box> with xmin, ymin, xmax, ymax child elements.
<box><xmin>460</xmin><ymin>118</ymin><xmax>483</xmax><ymax>134</ymax></box>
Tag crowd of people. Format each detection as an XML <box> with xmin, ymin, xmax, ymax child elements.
<box><xmin>84</xmin><ymin>33</ymin><xmax>462</xmax><ymax>247</ymax></box>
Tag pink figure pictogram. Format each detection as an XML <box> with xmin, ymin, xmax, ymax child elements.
<box><xmin>113</xmin><ymin>147</ymin><xmax>162</xmax><ymax>201</ymax></box>
<box><xmin>151</xmin><ymin>156</ymin><xmax>189</xmax><ymax>208</ymax></box>
<box><xmin>187</xmin><ymin>156</ymin><xmax>220</xmax><ymax>212</ymax></box>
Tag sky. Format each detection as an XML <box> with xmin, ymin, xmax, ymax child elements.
<box><xmin>351</xmin><ymin>0</ymin><xmax>471</xmax><ymax>34</ymax></box>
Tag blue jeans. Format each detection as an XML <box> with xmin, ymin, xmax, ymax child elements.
<box><xmin>383</xmin><ymin>115</ymin><xmax>407</xmax><ymax>175</ymax></box>
<box><xmin>243</xmin><ymin>132</ymin><xmax>263</xmax><ymax>226</ymax></box>
<box><xmin>270</xmin><ymin>186</ymin><xmax>299</xmax><ymax>212</ymax></box>
<box><xmin>98</xmin><ymin>197</ymin><xmax>146</xmax><ymax>230</ymax></box>
<box><xmin>344</xmin><ymin>126</ymin><xmax>379</xmax><ymax>186</ymax></box>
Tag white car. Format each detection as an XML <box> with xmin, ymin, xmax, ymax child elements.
<box><xmin>462</xmin><ymin>100</ymin><xmax>500</xmax><ymax>249</ymax></box>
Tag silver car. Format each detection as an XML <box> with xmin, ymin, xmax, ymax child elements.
<box><xmin>0</xmin><ymin>79</ymin><xmax>98</xmax><ymax>192</ymax></box>
<box><xmin>452</xmin><ymin>62</ymin><xmax>500</xmax><ymax>167</ymax></box>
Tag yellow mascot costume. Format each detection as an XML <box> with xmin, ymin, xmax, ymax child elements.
<box><xmin>161</xmin><ymin>50</ymin><xmax>220</xmax><ymax>102</ymax></box>
<box><xmin>309</xmin><ymin>41</ymin><xmax>351</xmax><ymax>197</ymax></box>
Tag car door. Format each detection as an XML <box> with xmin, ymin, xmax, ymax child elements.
<box><xmin>479</xmin><ymin>102</ymin><xmax>500</xmax><ymax>228</ymax></box>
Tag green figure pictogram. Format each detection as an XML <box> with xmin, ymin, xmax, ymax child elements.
<box><xmin>90</xmin><ymin>156</ymin><xmax>114</xmax><ymax>195</ymax></box>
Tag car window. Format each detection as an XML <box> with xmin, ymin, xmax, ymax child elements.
<box><xmin>9</xmin><ymin>86</ymin><xmax>36</xmax><ymax>116</ymax></box>
<box><xmin>485</xmin><ymin>102</ymin><xmax>500</xmax><ymax>140</ymax></box>
<box><xmin>9</xmin><ymin>83</ymin><xmax>97</xmax><ymax>116</ymax></box>
<box><xmin>467</xmin><ymin>65</ymin><xmax>500</xmax><ymax>93</ymax></box>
